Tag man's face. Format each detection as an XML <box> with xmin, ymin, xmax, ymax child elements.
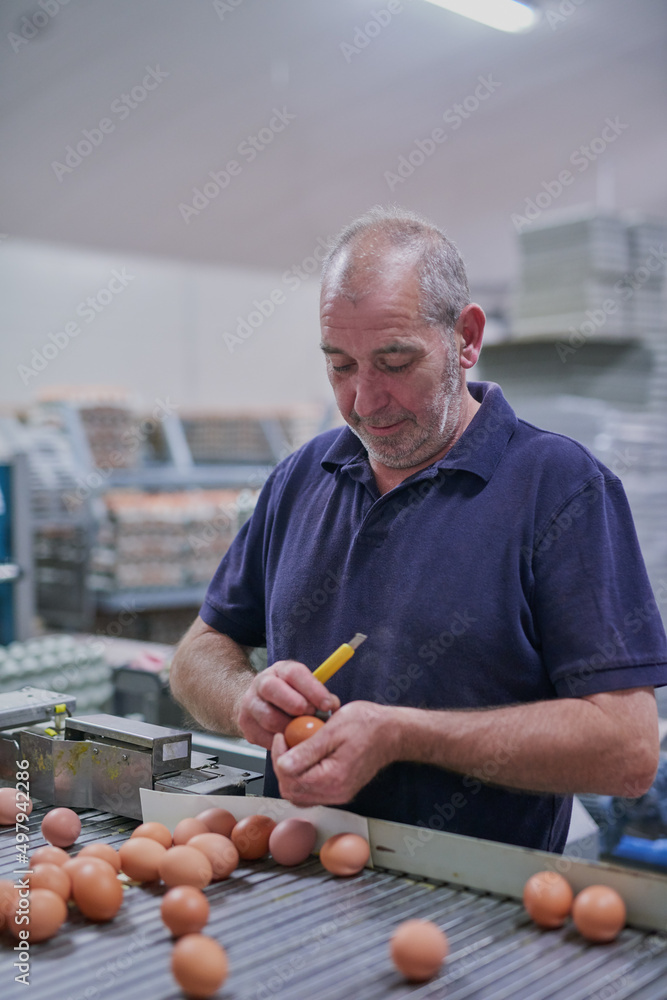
<box><xmin>320</xmin><ymin>267</ymin><xmax>467</xmax><ymax>472</ymax></box>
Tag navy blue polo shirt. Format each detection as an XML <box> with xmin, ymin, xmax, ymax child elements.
<box><xmin>200</xmin><ymin>382</ymin><xmax>667</xmax><ymax>852</ymax></box>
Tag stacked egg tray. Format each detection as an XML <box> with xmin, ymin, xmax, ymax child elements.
<box><xmin>90</xmin><ymin>488</ymin><xmax>254</xmax><ymax>591</ymax></box>
<box><xmin>0</xmin><ymin>637</ymin><xmax>113</xmax><ymax>714</ymax></box>
<box><xmin>2</xmin><ymin>805</ymin><xmax>667</xmax><ymax>1000</ymax></box>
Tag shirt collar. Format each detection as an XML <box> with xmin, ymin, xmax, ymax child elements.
<box><xmin>321</xmin><ymin>382</ymin><xmax>517</xmax><ymax>485</ymax></box>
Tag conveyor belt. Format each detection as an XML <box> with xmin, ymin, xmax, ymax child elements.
<box><xmin>2</xmin><ymin>806</ymin><xmax>667</xmax><ymax>1000</ymax></box>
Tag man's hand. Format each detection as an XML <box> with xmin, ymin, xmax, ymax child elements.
<box><xmin>237</xmin><ymin>660</ymin><xmax>340</xmax><ymax>749</ymax></box>
<box><xmin>270</xmin><ymin>686</ymin><xmax>659</xmax><ymax>804</ymax></box>
<box><xmin>270</xmin><ymin>700</ymin><xmax>398</xmax><ymax>806</ymax></box>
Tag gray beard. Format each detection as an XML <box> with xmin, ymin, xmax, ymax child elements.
<box><xmin>347</xmin><ymin>359</ymin><xmax>465</xmax><ymax>470</ymax></box>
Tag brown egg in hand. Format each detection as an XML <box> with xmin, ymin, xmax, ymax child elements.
<box><xmin>284</xmin><ymin>715</ymin><xmax>325</xmax><ymax>748</ymax></box>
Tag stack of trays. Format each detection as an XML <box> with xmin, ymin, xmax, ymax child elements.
<box><xmin>90</xmin><ymin>488</ymin><xmax>256</xmax><ymax>591</ymax></box>
<box><xmin>511</xmin><ymin>210</ymin><xmax>666</xmax><ymax>340</ymax></box>
<box><xmin>0</xmin><ymin>635</ymin><xmax>112</xmax><ymax>713</ymax></box>
<box><xmin>626</xmin><ymin>218</ymin><xmax>667</xmax><ymax>332</ymax></box>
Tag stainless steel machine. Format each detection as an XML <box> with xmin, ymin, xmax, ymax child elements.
<box><xmin>0</xmin><ymin>686</ymin><xmax>262</xmax><ymax>819</ymax></box>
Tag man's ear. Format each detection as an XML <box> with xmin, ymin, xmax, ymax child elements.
<box><xmin>457</xmin><ymin>304</ymin><xmax>485</xmax><ymax>370</ymax></box>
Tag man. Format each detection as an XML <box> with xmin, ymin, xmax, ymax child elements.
<box><xmin>170</xmin><ymin>207</ymin><xmax>667</xmax><ymax>853</ymax></box>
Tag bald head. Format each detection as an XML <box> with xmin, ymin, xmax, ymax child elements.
<box><xmin>321</xmin><ymin>207</ymin><xmax>471</xmax><ymax>333</ymax></box>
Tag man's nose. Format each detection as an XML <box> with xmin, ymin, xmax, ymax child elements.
<box><xmin>353</xmin><ymin>369</ymin><xmax>390</xmax><ymax>418</ymax></box>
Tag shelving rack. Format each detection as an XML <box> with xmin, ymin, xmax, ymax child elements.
<box><xmin>6</xmin><ymin>400</ymin><xmax>334</xmax><ymax>638</ymax></box>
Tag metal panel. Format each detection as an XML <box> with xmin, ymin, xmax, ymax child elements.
<box><xmin>0</xmin><ymin>735</ymin><xmax>20</xmax><ymax>783</ymax></box>
<box><xmin>369</xmin><ymin>818</ymin><xmax>667</xmax><ymax>933</ymax></box>
<box><xmin>65</xmin><ymin>713</ymin><xmax>192</xmax><ymax>776</ymax></box>
<box><xmin>0</xmin><ymin>688</ymin><xmax>76</xmax><ymax>729</ymax></box>
<box><xmin>18</xmin><ymin>731</ymin><xmax>154</xmax><ymax>817</ymax></box>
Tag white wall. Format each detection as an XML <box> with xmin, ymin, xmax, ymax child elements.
<box><xmin>0</xmin><ymin>239</ymin><xmax>330</xmax><ymax>413</ymax></box>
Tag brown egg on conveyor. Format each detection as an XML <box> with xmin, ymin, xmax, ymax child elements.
<box><xmin>188</xmin><ymin>833</ymin><xmax>239</xmax><ymax>880</ymax></box>
<box><xmin>284</xmin><ymin>715</ymin><xmax>325</xmax><ymax>748</ymax></box>
<box><xmin>159</xmin><ymin>845</ymin><xmax>213</xmax><ymax>889</ymax></box>
<box><xmin>131</xmin><ymin>821</ymin><xmax>172</xmax><ymax>849</ymax></box>
<box><xmin>78</xmin><ymin>842</ymin><xmax>121</xmax><ymax>872</ymax></box>
<box><xmin>572</xmin><ymin>885</ymin><xmax>626</xmax><ymax>942</ymax></box>
<box><xmin>269</xmin><ymin>818</ymin><xmax>317</xmax><ymax>866</ymax></box>
<box><xmin>61</xmin><ymin>856</ymin><xmax>83</xmax><ymax>889</ymax></box>
<box><xmin>523</xmin><ymin>871</ymin><xmax>573</xmax><ymax>928</ymax></box>
<box><xmin>119</xmin><ymin>837</ymin><xmax>167</xmax><ymax>883</ymax></box>
<box><xmin>41</xmin><ymin>807</ymin><xmax>81</xmax><ymax>847</ymax></box>
<box><xmin>1</xmin><ymin>878</ymin><xmax>16</xmax><ymax>909</ymax></box>
<box><xmin>161</xmin><ymin>885</ymin><xmax>210</xmax><ymax>936</ymax></box>
<box><xmin>7</xmin><ymin>887</ymin><xmax>68</xmax><ymax>942</ymax></box>
<box><xmin>63</xmin><ymin>854</ymin><xmax>117</xmax><ymax>893</ymax></box>
<box><xmin>319</xmin><ymin>833</ymin><xmax>370</xmax><ymax>876</ymax></box>
<box><xmin>171</xmin><ymin>933</ymin><xmax>229</xmax><ymax>999</ymax></box>
<box><xmin>0</xmin><ymin>880</ymin><xmax>16</xmax><ymax>931</ymax></box>
<box><xmin>28</xmin><ymin>863</ymin><xmax>72</xmax><ymax>901</ymax></box>
<box><xmin>0</xmin><ymin>786</ymin><xmax>32</xmax><ymax>825</ymax></box>
<box><xmin>30</xmin><ymin>845</ymin><xmax>69</xmax><ymax>868</ymax></box>
<box><xmin>173</xmin><ymin>817</ymin><xmax>209</xmax><ymax>845</ymax></box>
<box><xmin>196</xmin><ymin>807</ymin><xmax>236</xmax><ymax>838</ymax></box>
<box><xmin>70</xmin><ymin>859</ymin><xmax>124</xmax><ymax>921</ymax></box>
<box><xmin>231</xmin><ymin>814</ymin><xmax>276</xmax><ymax>861</ymax></box>
<box><xmin>390</xmin><ymin>919</ymin><xmax>449</xmax><ymax>982</ymax></box>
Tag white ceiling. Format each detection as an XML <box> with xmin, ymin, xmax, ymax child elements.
<box><xmin>1</xmin><ymin>0</ymin><xmax>666</xmax><ymax>286</ymax></box>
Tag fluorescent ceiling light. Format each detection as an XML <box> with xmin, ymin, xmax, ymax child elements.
<box><xmin>423</xmin><ymin>0</ymin><xmax>539</xmax><ymax>33</ymax></box>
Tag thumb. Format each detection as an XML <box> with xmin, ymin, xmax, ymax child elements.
<box><xmin>271</xmin><ymin>731</ymin><xmax>288</xmax><ymax>766</ymax></box>
<box><xmin>276</xmin><ymin>725</ymin><xmax>333</xmax><ymax>777</ymax></box>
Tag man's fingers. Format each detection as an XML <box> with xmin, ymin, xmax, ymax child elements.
<box><xmin>247</xmin><ymin>695</ymin><xmax>293</xmax><ymax>735</ymax></box>
<box><xmin>277</xmin><ymin>756</ymin><xmax>350</xmax><ymax>806</ymax></box>
<box><xmin>257</xmin><ymin>673</ymin><xmax>316</xmax><ymax>718</ymax></box>
<box><xmin>260</xmin><ymin>661</ymin><xmax>337</xmax><ymax>715</ymax></box>
<box><xmin>238</xmin><ymin>658</ymin><xmax>340</xmax><ymax>754</ymax></box>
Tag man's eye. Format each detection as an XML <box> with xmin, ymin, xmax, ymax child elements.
<box><xmin>384</xmin><ymin>361</ymin><xmax>411</xmax><ymax>372</ymax></box>
<box><xmin>332</xmin><ymin>363</ymin><xmax>354</xmax><ymax>372</ymax></box>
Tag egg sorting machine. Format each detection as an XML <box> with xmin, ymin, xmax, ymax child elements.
<box><xmin>0</xmin><ymin>686</ymin><xmax>262</xmax><ymax>819</ymax></box>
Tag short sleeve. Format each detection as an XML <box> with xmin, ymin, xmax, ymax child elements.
<box><xmin>530</xmin><ymin>473</ymin><xmax>667</xmax><ymax>697</ymax></box>
<box><xmin>199</xmin><ymin>467</ymin><xmax>282</xmax><ymax>647</ymax></box>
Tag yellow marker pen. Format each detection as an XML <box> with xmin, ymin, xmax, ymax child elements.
<box><xmin>313</xmin><ymin>633</ymin><xmax>367</xmax><ymax>685</ymax></box>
